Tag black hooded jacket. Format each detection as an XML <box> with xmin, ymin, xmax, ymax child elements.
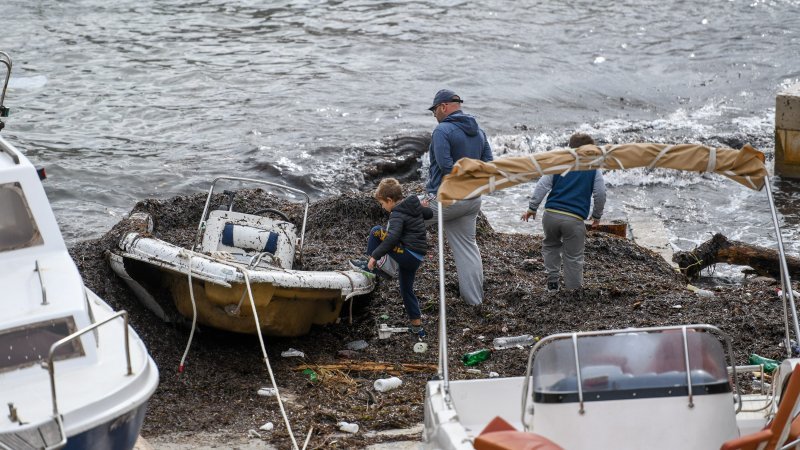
<box><xmin>371</xmin><ymin>195</ymin><xmax>433</xmax><ymax>260</ymax></box>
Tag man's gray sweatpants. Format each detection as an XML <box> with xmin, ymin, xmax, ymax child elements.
<box><xmin>426</xmin><ymin>197</ymin><xmax>484</xmax><ymax>306</ymax></box>
<box><xmin>542</xmin><ymin>211</ymin><xmax>586</xmax><ymax>289</ymax></box>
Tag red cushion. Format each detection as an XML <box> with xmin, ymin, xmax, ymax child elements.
<box><xmin>474</xmin><ymin>430</ymin><xmax>564</xmax><ymax>450</ymax></box>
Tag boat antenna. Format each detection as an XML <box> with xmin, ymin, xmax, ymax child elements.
<box><xmin>0</xmin><ymin>51</ymin><xmax>11</xmax><ymax>132</ymax></box>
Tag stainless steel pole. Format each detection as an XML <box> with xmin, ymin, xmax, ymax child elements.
<box><xmin>764</xmin><ymin>178</ymin><xmax>800</xmax><ymax>347</ymax></box>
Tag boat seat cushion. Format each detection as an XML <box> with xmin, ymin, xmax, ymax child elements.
<box><xmin>475</xmin><ymin>417</ymin><xmax>564</xmax><ymax>450</ymax></box>
<box><xmin>221</xmin><ymin>223</ymin><xmax>279</xmax><ymax>254</ymax></box>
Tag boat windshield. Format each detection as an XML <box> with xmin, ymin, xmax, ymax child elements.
<box><xmin>532</xmin><ymin>330</ymin><xmax>730</xmax><ymax>403</ymax></box>
<box><xmin>0</xmin><ymin>317</ymin><xmax>83</xmax><ymax>373</ymax></box>
<box><xmin>0</xmin><ymin>182</ymin><xmax>43</xmax><ymax>252</ymax></box>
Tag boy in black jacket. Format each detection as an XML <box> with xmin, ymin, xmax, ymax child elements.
<box><xmin>350</xmin><ymin>178</ymin><xmax>432</xmax><ymax>338</ymax></box>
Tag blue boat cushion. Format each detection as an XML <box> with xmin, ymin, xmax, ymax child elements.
<box><xmin>221</xmin><ymin>223</ymin><xmax>279</xmax><ymax>254</ymax></box>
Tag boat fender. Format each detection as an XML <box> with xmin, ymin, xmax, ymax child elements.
<box><xmin>222</xmin><ymin>223</ymin><xmax>279</xmax><ymax>254</ymax></box>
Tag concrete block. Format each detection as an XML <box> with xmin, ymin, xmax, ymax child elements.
<box><xmin>776</xmin><ymin>84</ymin><xmax>800</xmax><ymax>130</ymax></box>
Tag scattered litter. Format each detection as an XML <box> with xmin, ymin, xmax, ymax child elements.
<box><xmin>489</xmin><ymin>372</ymin><xmax>500</xmax><ymax>378</ymax></box>
<box><xmin>380</xmin><ymin>314</ymin><xmax>389</xmax><ymax>320</ymax></box>
<box><xmin>477</xmin><ymin>335</ymin><xmax>486</xmax><ymax>341</ymax></box>
<box><xmin>281</xmin><ymin>348</ymin><xmax>305</xmax><ymax>358</ymax></box>
<box><xmin>259</xmin><ymin>422</ymin><xmax>274</xmax><ymax>432</ymax></box>
<box><xmin>336</xmin><ymin>349</ymin><xmax>359</xmax><ymax>359</ymax></box>
<box><xmin>493</xmin><ymin>334</ymin><xmax>536</xmax><ymax>350</ymax></box>
<box><xmin>346</xmin><ymin>340</ymin><xmax>369</xmax><ymax>351</ymax></box>
<box><xmin>338</xmin><ymin>421</ymin><xmax>359</xmax><ymax>434</ymax></box>
<box><xmin>302</xmin><ymin>368</ymin><xmax>318</xmax><ymax>382</ymax></box>
<box><xmin>257</xmin><ymin>387</ymin><xmax>277</xmax><ymax>397</ymax></box>
<box><xmin>462</xmin><ymin>328</ymin><xmax>470</xmax><ymax>335</ymax></box>
<box><xmin>466</xmin><ymin>368</ymin><xmax>481</xmax><ymax>374</ymax></box>
<box><xmin>373</xmin><ymin>376</ymin><xmax>403</xmax><ymax>392</ymax></box>
<box><xmin>377</xmin><ymin>324</ymin><xmax>409</xmax><ymax>339</ymax></box>
<box><xmin>247</xmin><ymin>429</ymin><xmax>262</xmax><ymax>439</ymax></box>
<box><xmin>671</xmin><ymin>305</ymin><xmax>682</xmax><ymax>309</ymax></box>
<box><xmin>413</xmin><ymin>342</ymin><xmax>428</xmax><ymax>353</ymax></box>
<box><xmin>752</xmin><ymin>379</ymin><xmax>771</xmax><ymax>391</ymax></box>
<box><xmin>462</xmin><ymin>348</ymin><xmax>492</xmax><ymax>366</ymax></box>
<box><xmin>777</xmin><ymin>289</ymin><xmax>800</xmax><ymax>298</ymax></box>
<box><xmin>501</xmin><ymin>326</ymin><xmax>509</xmax><ymax>333</ymax></box>
<box><xmin>687</xmin><ymin>284</ymin><xmax>714</xmax><ymax>297</ymax></box>
<box><xmin>749</xmin><ymin>354</ymin><xmax>780</xmax><ymax>374</ymax></box>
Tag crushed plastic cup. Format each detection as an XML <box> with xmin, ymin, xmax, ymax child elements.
<box><xmin>281</xmin><ymin>348</ymin><xmax>305</xmax><ymax>358</ymax></box>
<box><xmin>257</xmin><ymin>387</ymin><xmax>277</xmax><ymax>397</ymax></box>
<box><xmin>338</xmin><ymin>421</ymin><xmax>359</xmax><ymax>433</ymax></box>
<box><xmin>346</xmin><ymin>340</ymin><xmax>369</xmax><ymax>351</ymax></box>
<box><xmin>259</xmin><ymin>422</ymin><xmax>274</xmax><ymax>431</ymax></box>
<box><xmin>373</xmin><ymin>376</ymin><xmax>402</xmax><ymax>392</ymax></box>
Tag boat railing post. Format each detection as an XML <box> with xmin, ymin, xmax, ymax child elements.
<box><xmin>437</xmin><ymin>201</ymin><xmax>450</xmax><ymax>401</ymax></box>
<box><xmin>45</xmin><ymin>311</ymin><xmax>133</xmax><ymax>417</ymax></box>
<box><xmin>764</xmin><ymin>178</ymin><xmax>800</xmax><ymax>347</ymax></box>
<box><xmin>571</xmin><ymin>334</ymin><xmax>585</xmax><ymax>414</ymax></box>
<box><xmin>681</xmin><ymin>326</ymin><xmax>695</xmax><ymax>408</ymax></box>
<box><xmin>0</xmin><ymin>51</ymin><xmax>11</xmax><ymax>121</ymax></box>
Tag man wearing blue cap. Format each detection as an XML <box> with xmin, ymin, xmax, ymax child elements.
<box><xmin>424</xmin><ymin>89</ymin><xmax>493</xmax><ymax>307</ymax></box>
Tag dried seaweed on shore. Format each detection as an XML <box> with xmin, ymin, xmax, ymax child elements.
<box><xmin>70</xmin><ymin>187</ymin><xmax>790</xmax><ymax>449</ymax></box>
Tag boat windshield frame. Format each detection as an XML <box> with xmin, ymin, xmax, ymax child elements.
<box><xmin>192</xmin><ymin>176</ymin><xmax>310</xmax><ymax>263</ymax></box>
<box><xmin>520</xmin><ymin>324</ymin><xmax>738</xmax><ymax>427</ymax></box>
<box><xmin>0</xmin><ymin>181</ymin><xmax>44</xmax><ymax>253</ymax></box>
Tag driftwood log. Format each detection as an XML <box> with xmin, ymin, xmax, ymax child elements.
<box><xmin>673</xmin><ymin>233</ymin><xmax>800</xmax><ymax>279</ymax></box>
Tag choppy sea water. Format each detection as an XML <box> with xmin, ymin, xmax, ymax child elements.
<box><xmin>2</xmin><ymin>0</ymin><xmax>800</xmax><ymax>278</ymax></box>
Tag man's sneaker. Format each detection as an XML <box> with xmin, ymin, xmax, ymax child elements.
<box><xmin>411</xmin><ymin>325</ymin><xmax>426</xmax><ymax>340</ymax></box>
<box><xmin>349</xmin><ymin>259</ymin><xmax>375</xmax><ymax>278</ymax></box>
<box><xmin>546</xmin><ymin>281</ymin><xmax>560</xmax><ymax>293</ymax></box>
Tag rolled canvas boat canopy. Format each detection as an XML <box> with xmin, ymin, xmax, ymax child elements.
<box><xmin>437</xmin><ymin>143</ymin><xmax>767</xmax><ymax>204</ymax></box>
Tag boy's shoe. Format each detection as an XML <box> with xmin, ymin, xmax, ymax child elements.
<box><xmin>349</xmin><ymin>259</ymin><xmax>375</xmax><ymax>278</ymax></box>
<box><xmin>546</xmin><ymin>281</ymin><xmax>560</xmax><ymax>293</ymax></box>
<box><xmin>410</xmin><ymin>325</ymin><xmax>426</xmax><ymax>340</ymax></box>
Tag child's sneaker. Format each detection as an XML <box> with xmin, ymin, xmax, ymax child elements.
<box><xmin>349</xmin><ymin>259</ymin><xmax>375</xmax><ymax>278</ymax></box>
<box><xmin>410</xmin><ymin>325</ymin><xmax>426</xmax><ymax>340</ymax></box>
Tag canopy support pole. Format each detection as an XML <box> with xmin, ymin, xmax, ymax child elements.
<box><xmin>765</xmin><ymin>178</ymin><xmax>800</xmax><ymax>351</ymax></box>
<box><xmin>437</xmin><ymin>201</ymin><xmax>451</xmax><ymax>402</ymax></box>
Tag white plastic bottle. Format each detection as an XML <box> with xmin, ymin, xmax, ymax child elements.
<box><xmin>373</xmin><ymin>376</ymin><xmax>403</xmax><ymax>392</ymax></box>
<box><xmin>492</xmin><ymin>334</ymin><xmax>536</xmax><ymax>350</ymax></box>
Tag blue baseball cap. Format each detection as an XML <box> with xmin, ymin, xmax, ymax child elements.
<box><xmin>428</xmin><ymin>89</ymin><xmax>463</xmax><ymax>111</ymax></box>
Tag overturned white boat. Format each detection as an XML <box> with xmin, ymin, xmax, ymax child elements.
<box><xmin>0</xmin><ymin>125</ymin><xmax>158</xmax><ymax>447</ymax></box>
<box><xmin>424</xmin><ymin>143</ymin><xmax>800</xmax><ymax>449</ymax></box>
<box><xmin>108</xmin><ymin>176</ymin><xmax>375</xmax><ymax>336</ymax></box>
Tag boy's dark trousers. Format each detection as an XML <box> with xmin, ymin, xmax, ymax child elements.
<box><xmin>366</xmin><ymin>225</ymin><xmax>423</xmax><ymax>320</ymax></box>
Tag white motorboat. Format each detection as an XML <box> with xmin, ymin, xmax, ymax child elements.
<box><xmin>0</xmin><ymin>119</ymin><xmax>158</xmax><ymax>449</ymax></box>
<box><xmin>423</xmin><ymin>143</ymin><xmax>800</xmax><ymax>449</ymax></box>
<box><xmin>107</xmin><ymin>176</ymin><xmax>376</xmax><ymax>336</ymax></box>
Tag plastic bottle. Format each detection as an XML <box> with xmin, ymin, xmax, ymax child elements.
<box><xmin>338</xmin><ymin>421</ymin><xmax>359</xmax><ymax>434</ymax></box>
<box><xmin>374</xmin><ymin>376</ymin><xmax>403</xmax><ymax>392</ymax></box>
<box><xmin>749</xmin><ymin>354</ymin><xmax>780</xmax><ymax>374</ymax></box>
<box><xmin>492</xmin><ymin>334</ymin><xmax>536</xmax><ymax>350</ymax></box>
<box><xmin>462</xmin><ymin>348</ymin><xmax>492</xmax><ymax>366</ymax></box>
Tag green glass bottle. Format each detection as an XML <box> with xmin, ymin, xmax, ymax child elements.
<box><xmin>462</xmin><ymin>348</ymin><xmax>492</xmax><ymax>366</ymax></box>
<box><xmin>748</xmin><ymin>354</ymin><xmax>780</xmax><ymax>374</ymax></box>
